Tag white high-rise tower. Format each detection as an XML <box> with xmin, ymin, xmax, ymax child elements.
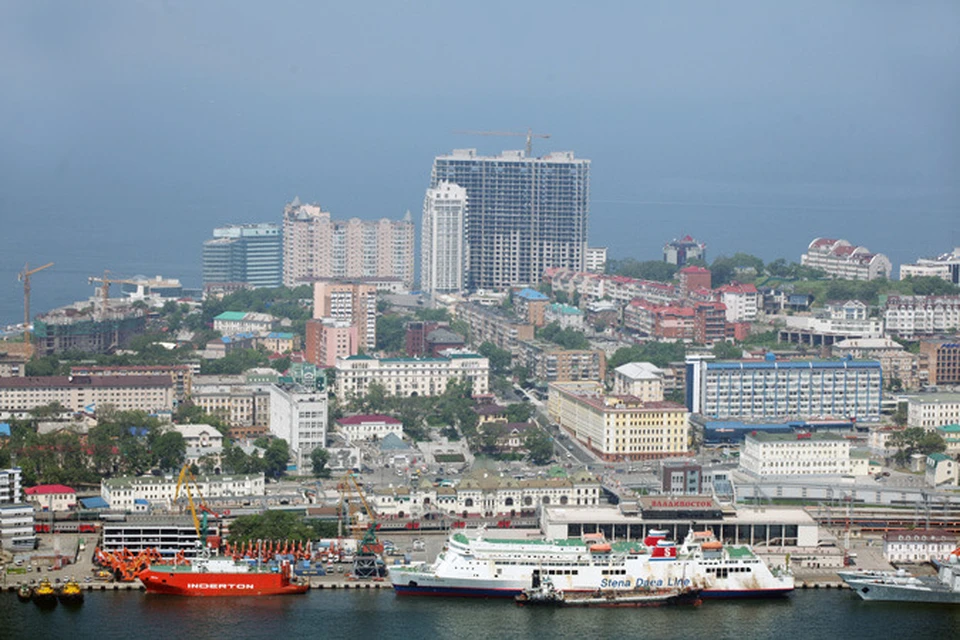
<box><xmin>421</xmin><ymin>181</ymin><xmax>467</xmax><ymax>296</ymax></box>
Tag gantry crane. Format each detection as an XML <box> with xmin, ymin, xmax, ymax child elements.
<box><xmin>88</xmin><ymin>270</ymin><xmax>143</xmax><ymax>318</ymax></box>
<box><xmin>337</xmin><ymin>471</ymin><xmax>385</xmax><ymax>578</ymax></box>
<box><xmin>17</xmin><ymin>262</ymin><xmax>54</xmax><ymax>352</ymax></box>
<box><xmin>453</xmin><ymin>128</ymin><xmax>551</xmax><ymax>157</ymax></box>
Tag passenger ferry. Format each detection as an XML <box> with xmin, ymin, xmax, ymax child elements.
<box><xmin>390</xmin><ymin>527</ymin><xmax>793</xmax><ymax>599</ymax></box>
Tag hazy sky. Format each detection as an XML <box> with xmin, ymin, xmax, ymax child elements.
<box><xmin>1</xmin><ymin>1</ymin><xmax>958</xmax><ymax>321</ymax></box>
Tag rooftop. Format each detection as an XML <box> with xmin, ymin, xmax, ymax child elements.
<box><xmin>0</xmin><ymin>375</ymin><xmax>172</xmax><ymax>389</ymax></box>
<box><xmin>748</xmin><ymin>431</ymin><xmax>845</xmax><ymax>443</ymax></box>
<box><xmin>337</xmin><ymin>414</ymin><xmax>402</xmax><ymax>425</ymax></box>
<box><xmin>25</xmin><ymin>484</ymin><xmax>76</xmax><ymax>495</ymax></box>
<box><xmin>516</xmin><ymin>288</ymin><xmax>549</xmax><ymax>301</ymax></box>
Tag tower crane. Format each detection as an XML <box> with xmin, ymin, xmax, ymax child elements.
<box><xmin>88</xmin><ymin>270</ymin><xmax>143</xmax><ymax>318</ymax></box>
<box><xmin>17</xmin><ymin>262</ymin><xmax>54</xmax><ymax>352</ymax></box>
<box><xmin>453</xmin><ymin>128</ymin><xmax>551</xmax><ymax>157</ymax></box>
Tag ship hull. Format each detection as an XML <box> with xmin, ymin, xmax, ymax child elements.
<box><xmin>139</xmin><ymin>569</ymin><xmax>309</xmax><ymax>597</ymax></box>
<box><xmin>847</xmin><ymin>579</ymin><xmax>960</xmax><ymax>604</ymax></box>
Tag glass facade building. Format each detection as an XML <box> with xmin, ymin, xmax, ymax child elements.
<box><xmin>202</xmin><ymin>223</ymin><xmax>282</xmax><ymax>288</ymax></box>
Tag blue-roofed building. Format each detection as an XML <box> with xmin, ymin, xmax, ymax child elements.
<box><xmin>514</xmin><ymin>288</ymin><xmax>551</xmax><ymax>327</ymax></box>
<box><xmin>0</xmin><ymin>422</ymin><xmax>10</xmax><ymax>438</ymax></box>
<box><xmin>686</xmin><ymin>354</ymin><xmax>882</xmax><ymax>422</ymax></box>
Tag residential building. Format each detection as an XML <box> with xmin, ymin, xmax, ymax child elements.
<box><xmin>173</xmin><ymin>424</ymin><xmax>224</xmax><ymax>471</ymax></box>
<box><xmin>935</xmin><ymin>424</ymin><xmax>960</xmax><ymax>456</ymax></box>
<box><xmin>1</xmin><ymin>468</ymin><xmax>23</xmax><ymax>505</ymax></box>
<box><xmin>513</xmin><ymin>288</ymin><xmax>550</xmax><ymax>327</ymax></box>
<box><xmin>190</xmin><ymin>375</ymin><xmax>270</xmax><ymax>428</ymax></box>
<box><xmin>663</xmin><ymin>235</ymin><xmax>706</xmax><ymax>266</ymax></box>
<box><xmin>0</xmin><ymin>375</ymin><xmax>174</xmax><ymax>414</ymax></box>
<box><xmin>405</xmin><ymin>321</ymin><xmax>465</xmax><ymax>357</ymax></box>
<box><xmin>71</xmin><ymin>364</ymin><xmax>193</xmax><ymax>402</ymax></box>
<box><xmin>717</xmin><ymin>283</ymin><xmax>760</xmax><ymax>323</ymax></box>
<box><xmin>685</xmin><ymin>354</ymin><xmax>883</xmax><ymax>422</ymax></box>
<box><xmin>268</xmin><ymin>383</ymin><xmax>328</xmax><ymax>464</ymax></box>
<box><xmin>623</xmin><ymin>300</ymin><xmax>734</xmax><ymax>344</ymax></box>
<box><xmin>101</xmin><ymin>473</ymin><xmax>265</xmax><ymax>512</ymax></box>
<box><xmin>678</xmin><ymin>265</ymin><xmax>711</xmax><ymax>296</ymax></box>
<box><xmin>32</xmin><ymin>305</ymin><xmax>146</xmax><ymax>356</ymax></box>
<box><xmin>883</xmin><ymin>529</ymin><xmax>957</xmax><ymax>563</ymax></box>
<box><xmin>212</xmin><ymin>311</ymin><xmax>277</xmax><ymax>335</ymax></box>
<box><xmin>258</xmin><ymin>332</ymin><xmax>297</xmax><ymax>354</ymax></box>
<box><xmin>305</xmin><ymin>318</ymin><xmax>359</xmax><ymax>368</ymax></box>
<box><xmin>312</xmin><ymin>281</ymin><xmax>377</xmax><ymax>352</ymax></box>
<box><xmin>884</xmin><ymin>296</ymin><xmax>960</xmax><ymax>338</ymax></box>
<box><xmin>801</xmin><ymin>238</ymin><xmax>892</xmax><ymax>281</ymax></box>
<box><xmin>516</xmin><ymin>339</ymin><xmax>606</xmax><ymax>383</ymax></box>
<box><xmin>832</xmin><ymin>338</ymin><xmax>921</xmax><ymax>390</ymax></box>
<box><xmin>739</xmin><ymin>432</ymin><xmax>862</xmax><ymax>478</ymax></box>
<box><xmin>544</xmin><ymin>302</ymin><xmax>585</xmax><ymax>331</ymax></box>
<box><xmin>583</xmin><ymin>300</ymin><xmax>619</xmax><ymax>330</ymax></box>
<box><xmin>455</xmin><ymin>302</ymin><xmax>534</xmax><ymax>355</ymax></box>
<box><xmin>202</xmin><ymin>223</ymin><xmax>282</xmax><ymax>288</ymax></box>
<box><xmin>661</xmin><ymin>462</ymin><xmax>702</xmax><ymax>495</ymax></box>
<box><xmin>369</xmin><ymin>469</ymin><xmax>600</xmax><ymax>519</ymax></box>
<box><xmin>335</xmin><ymin>414</ymin><xmax>403</xmax><ymax>443</ymax></box>
<box><xmin>0</xmin><ymin>503</ymin><xmax>34</xmax><ymax>551</ymax></box>
<box><xmin>421</xmin><ymin>181</ymin><xmax>467</xmax><ymax>296</ymax></box>
<box><xmin>548</xmin><ymin>381</ymin><xmax>689</xmax><ymax>461</ymax></box>
<box><xmin>585</xmin><ymin>247</ymin><xmax>607</xmax><ymax>274</ymax></box>
<box><xmin>907</xmin><ymin>393</ymin><xmax>960</xmax><ymax>430</ymax></box>
<box><xmin>921</xmin><ymin>338</ymin><xmax>960</xmax><ymax>386</ymax></box>
<box><xmin>925</xmin><ymin>453</ymin><xmax>959</xmax><ymax>488</ymax></box>
<box><xmin>0</xmin><ymin>350</ymin><xmax>27</xmax><ymax>378</ymax></box>
<box><xmin>282</xmin><ymin>199</ymin><xmax>415</xmax><ymax>288</ymax></box>
<box><xmin>778</xmin><ymin>300</ymin><xmax>885</xmax><ymax>346</ymax></box>
<box><xmin>611</xmin><ymin>362</ymin><xmax>665</xmax><ymax>402</ymax></box>
<box><xmin>334</xmin><ymin>352</ymin><xmax>489</xmax><ymax>401</ymax></box>
<box><xmin>431</xmin><ymin>148</ymin><xmax>590</xmax><ymax>289</ymax></box>
<box><xmin>900</xmin><ymin>247</ymin><xmax>960</xmax><ymax>285</ymax></box>
<box><xmin>24</xmin><ymin>484</ymin><xmax>77</xmax><ymax>512</ymax></box>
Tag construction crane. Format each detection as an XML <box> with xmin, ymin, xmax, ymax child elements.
<box><xmin>453</xmin><ymin>128</ymin><xmax>551</xmax><ymax>157</ymax></box>
<box><xmin>88</xmin><ymin>270</ymin><xmax>142</xmax><ymax>317</ymax></box>
<box><xmin>17</xmin><ymin>262</ymin><xmax>54</xmax><ymax>352</ymax></box>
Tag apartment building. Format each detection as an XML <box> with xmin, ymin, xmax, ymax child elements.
<box><xmin>101</xmin><ymin>473</ymin><xmax>265</xmax><ymax>511</ymax></box>
<box><xmin>71</xmin><ymin>364</ymin><xmax>193</xmax><ymax>402</ymax></box>
<box><xmin>611</xmin><ymin>362</ymin><xmax>665</xmax><ymax>402</ymax></box>
<box><xmin>831</xmin><ymin>338</ymin><xmax>921</xmax><ymax>390</ymax></box>
<box><xmin>0</xmin><ymin>375</ymin><xmax>174</xmax><ymax>414</ymax></box>
<box><xmin>190</xmin><ymin>375</ymin><xmax>270</xmax><ymax>428</ymax></box>
<box><xmin>268</xmin><ymin>383</ymin><xmax>328</xmax><ymax>458</ymax></box>
<box><xmin>421</xmin><ymin>181</ymin><xmax>467</xmax><ymax>296</ymax></box>
<box><xmin>548</xmin><ymin>381</ymin><xmax>689</xmax><ymax>461</ymax></box>
<box><xmin>334</xmin><ymin>352</ymin><xmax>489</xmax><ymax>401</ymax></box>
<box><xmin>801</xmin><ymin>238</ymin><xmax>892</xmax><ymax>281</ymax></box>
<box><xmin>305</xmin><ymin>318</ymin><xmax>359</xmax><ymax>367</ymax></box>
<box><xmin>623</xmin><ymin>299</ymin><xmax>734</xmax><ymax>344</ymax></box>
<box><xmin>686</xmin><ymin>354</ymin><xmax>883</xmax><ymax>421</ymax></box>
<box><xmin>513</xmin><ymin>288</ymin><xmax>550</xmax><ymax>327</ymax></box>
<box><xmin>282</xmin><ymin>199</ymin><xmax>415</xmax><ymax>288</ymax></box>
<box><xmin>717</xmin><ymin>283</ymin><xmax>760</xmax><ymax>323</ymax></box>
<box><xmin>515</xmin><ymin>339</ymin><xmax>606</xmax><ymax>383</ymax></box>
<box><xmin>678</xmin><ymin>265</ymin><xmax>711</xmax><ymax>296</ymax></box>
<box><xmin>312</xmin><ymin>281</ymin><xmax>377</xmax><ymax>352</ymax></box>
<box><xmin>0</xmin><ymin>351</ymin><xmax>27</xmax><ymax>378</ymax></box>
<box><xmin>884</xmin><ymin>296</ymin><xmax>960</xmax><ymax>338</ymax></box>
<box><xmin>455</xmin><ymin>302</ymin><xmax>534</xmax><ymax>355</ymax></box>
<box><xmin>1</xmin><ymin>467</ymin><xmax>35</xmax><ymax>550</ymax></box>
<box><xmin>544</xmin><ymin>303</ymin><xmax>585</xmax><ymax>331</ymax></box>
<box><xmin>907</xmin><ymin>393</ymin><xmax>960</xmax><ymax>430</ymax></box>
<box><xmin>920</xmin><ymin>338</ymin><xmax>960</xmax><ymax>386</ymax></box>
<box><xmin>585</xmin><ymin>247</ymin><xmax>607</xmax><ymax>273</ymax></box>
<box><xmin>900</xmin><ymin>247</ymin><xmax>960</xmax><ymax>285</ymax></box>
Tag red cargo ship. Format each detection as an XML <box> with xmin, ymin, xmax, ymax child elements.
<box><xmin>139</xmin><ymin>556</ymin><xmax>308</xmax><ymax>597</ymax></box>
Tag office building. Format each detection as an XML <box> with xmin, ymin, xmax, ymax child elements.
<box><xmin>431</xmin><ymin>148</ymin><xmax>590</xmax><ymax>289</ymax></box>
<box><xmin>334</xmin><ymin>352</ymin><xmax>489</xmax><ymax>401</ymax></box>
<box><xmin>0</xmin><ymin>468</ymin><xmax>23</xmax><ymax>505</ymax></box>
<box><xmin>663</xmin><ymin>235</ymin><xmax>706</xmax><ymax>266</ymax></box>
<box><xmin>831</xmin><ymin>338</ymin><xmax>921</xmax><ymax>390</ymax></box>
<box><xmin>0</xmin><ymin>375</ymin><xmax>174</xmax><ymax>414</ymax></box>
<box><xmin>335</xmin><ymin>414</ymin><xmax>403</xmax><ymax>443</ymax></box>
<box><xmin>883</xmin><ymin>529</ymin><xmax>957</xmax><ymax>563</ymax></box>
<box><xmin>268</xmin><ymin>383</ymin><xmax>328</xmax><ymax>463</ymax></box>
<box><xmin>1</xmin><ymin>467</ymin><xmax>34</xmax><ymax>550</ymax></box>
<box><xmin>907</xmin><ymin>393</ymin><xmax>960</xmax><ymax>430</ymax></box>
<box><xmin>101</xmin><ymin>473</ymin><xmax>265</xmax><ymax>512</ymax></box>
<box><xmin>202</xmin><ymin>223</ymin><xmax>282</xmax><ymax>288</ymax></box>
<box><xmin>421</xmin><ymin>181</ymin><xmax>467</xmax><ymax>296</ymax></box>
<box><xmin>801</xmin><ymin>238</ymin><xmax>892</xmax><ymax>281</ymax></box>
<box><xmin>282</xmin><ymin>199</ymin><xmax>415</xmax><ymax>288</ymax></box>
<box><xmin>739</xmin><ymin>432</ymin><xmax>863</xmax><ymax>478</ymax></box>
<box><xmin>70</xmin><ymin>364</ymin><xmax>193</xmax><ymax>403</ymax></box>
<box><xmin>312</xmin><ymin>281</ymin><xmax>377</xmax><ymax>352</ymax></box>
<box><xmin>547</xmin><ymin>381</ymin><xmax>689</xmax><ymax>461</ymax></box>
<box><xmin>921</xmin><ymin>338</ymin><xmax>960</xmax><ymax>386</ymax></box>
<box><xmin>686</xmin><ymin>354</ymin><xmax>883</xmax><ymax>422</ymax></box>
<box><xmin>190</xmin><ymin>374</ymin><xmax>270</xmax><ymax>429</ymax></box>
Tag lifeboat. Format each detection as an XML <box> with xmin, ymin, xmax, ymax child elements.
<box><xmin>702</xmin><ymin>541</ymin><xmax>723</xmax><ymax>551</ymax></box>
<box><xmin>589</xmin><ymin>543</ymin><xmax>612</xmax><ymax>553</ymax></box>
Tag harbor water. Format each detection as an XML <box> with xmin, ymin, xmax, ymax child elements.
<box><xmin>2</xmin><ymin>589</ymin><xmax>959</xmax><ymax>640</ymax></box>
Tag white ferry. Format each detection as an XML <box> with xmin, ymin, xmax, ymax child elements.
<box><xmin>390</xmin><ymin>528</ymin><xmax>793</xmax><ymax>599</ymax></box>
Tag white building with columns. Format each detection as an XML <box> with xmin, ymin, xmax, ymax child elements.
<box><xmin>335</xmin><ymin>351</ymin><xmax>489</xmax><ymax>401</ymax></box>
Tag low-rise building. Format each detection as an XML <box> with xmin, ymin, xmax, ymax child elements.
<box><xmin>0</xmin><ymin>375</ymin><xmax>174</xmax><ymax>414</ymax></box>
<box><xmin>0</xmin><ymin>350</ymin><xmax>27</xmax><ymax>378</ymax></box>
<box><xmin>907</xmin><ymin>393</ymin><xmax>960</xmax><ymax>430</ymax></box>
<box><xmin>335</xmin><ymin>414</ymin><xmax>403</xmax><ymax>442</ymax></box>
<box><xmin>172</xmin><ymin>424</ymin><xmax>224</xmax><ymax>470</ymax></box>
<box><xmin>611</xmin><ymin>362</ymin><xmax>665</xmax><ymax>402</ymax></box>
<box><xmin>190</xmin><ymin>375</ymin><xmax>270</xmax><ymax>428</ymax></box>
<box><xmin>516</xmin><ymin>339</ymin><xmax>606</xmax><ymax>383</ymax></box>
<box><xmin>925</xmin><ymin>453</ymin><xmax>959</xmax><ymax>488</ymax></box>
<box><xmin>661</xmin><ymin>462</ymin><xmax>702</xmax><ymax>495</ymax></box>
<box><xmin>456</xmin><ymin>302</ymin><xmax>534</xmax><ymax>355</ymax></box>
<box><xmin>335</xmin><ymin>352</ymin><xmax>489</xmax><ymax>401</ymax></box>
<box><xmin>0</xmin><ymin>503</ymin><xmax>34</xmax><ymax>551</ymax></box>
<box><xmin>24</xmin><ymin>484</ymin><xmax>77</xmax><ymax>512</ymax></box>
<box><xmin>548</xmin><ymin>381</ymin><xmax>689</xmax><ymax>461</ymax></box>
<box><xmin>936</xmin><ymin>424</ymin><xmax>960</xmax><ymax>456</ymax></box>
<box><xmin>101</xmin><ymin>473</ymin><xmax>265</xmax><ymax>511</ymax></box>
<box><xmin>212</xmin><ymin>311</ymin><xmax>278</xmax><ymax>335</ymax></box>
<box><xmin>831</xmin><ymin>338</ymin><xmax>921</xmax><ymax>390</ymax></box>
<box><xmin>883</xmin><ymin>529</ymin><xmax>957</xmax><ymax>564</ymax></box>
<box><xmin>70</xmin><ymin>364</ymin><xmax>194</xmax><ymax>402</ymax></box>
<box><xmin>544</xmin><ymin>303</ymin><xmax>585</xmax><ymax>331</ymax></box>
<box><xmin>738</xmin><ymin>432</ymin><xmax>863</xmax><ymax>478</ymax></box>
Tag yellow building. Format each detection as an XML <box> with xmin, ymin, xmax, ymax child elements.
<box><xmin>548</xmin><ymin>381</ymin><xmax>689</xmax><ymax>461</ymax></box>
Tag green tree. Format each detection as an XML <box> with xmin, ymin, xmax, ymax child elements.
<box><xmin>711</xmin><ymin>341</ymin><xmax>742</xmax><ymax>360</ymax></box>
<box><xmin>152</xmin><ymin>431</ymin><xmax>187</xmax><ymax>471</ymax></box>
<box><xmin>262</xmin><ymin>438</ymin><xmax>290</xmax><ymax>478</ymax></box>
<box><xmin>606</xmin><ymin>259</ymin><xmax>678</xmax><ymax>282</ymax></box>
<box><xmin>505</xmin><ymin>403</ymin><xmax>534</xmax><ymax>423</ymax></box>
<box><xmin>376</xmin><ymin>315</ymin><xmax>406</xmax><ymax>353</ymax></box>
<box><xmin>478</xmin><ymin>342</ymin><xmax>512</xmax><ymax>375</ymax></box>
<box><xmin>228</xmin><ymin>510</ymin><xmax>317</xmax><ymax>544</ymax></box>
<box><xmin>310</xmin><ymin>447</ymin><xmax>331</xmax><ymax>478</ymax></box>
<box><xmin>524</xmin><ymin>429</ymin><xmax>554</xmax><ymax>465</ymax></box>
<box><xmin>608</xmin><ymin>342</ymin><xmax>686</xmax><ymax>370</ymax></box>
<box><xmin>415</xmin><ymin>308</ymin><xmax>450</xmax><ymax>322</ymax></box>
<box><xmin>538</xmin><ymin>322</ymin><xmax>590</xmax><ymax>350</ymax></box>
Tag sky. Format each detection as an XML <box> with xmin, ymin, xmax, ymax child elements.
<box><xmin>1</xmin><ymin>1</ymin><xmax>958</xmax><ymax>324</ymax></box>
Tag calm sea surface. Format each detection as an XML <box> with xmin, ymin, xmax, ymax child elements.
<box><xmin>2</xmin><ymin>589</ymin><xmax>959</xmax><ymax>640</ymax></box>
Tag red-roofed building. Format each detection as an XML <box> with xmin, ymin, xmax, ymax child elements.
<box><xmin>335</xmin><ymin>414</ymin><xmax>403</xmax><ymax>442</ymax></box>
<box><xmin>717</xmin><ymin>282</ymin><xmax>760</xmax><ymax>323</ymax></box>
<box><xmin>25</xmin><ymin>484</ymin><xmax>76</xmax><ymax>512</ymax></box>
<box><xmin>678</xmin><ymin>265</ymin><xmax>711</xmax><ymax>295</ymax></box>
<box><xmin>802</xmin><ymin>238</ymin><xmax>892</xmax><ymax>281</ymax></box>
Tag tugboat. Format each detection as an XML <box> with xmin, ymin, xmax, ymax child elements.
<box><xmin>17</xmin><ymin>583</ymin><xmax>33</xmax><ymax>603</ymax></box>
<box><xmin>32</xmin><ymin>578</ymin><xmax>58</xmax><ymax>608</ymax></box>
<box><xmin>58</xmin><ymin>577</ymin><xmax>84</xmax><ymax>606</ymax></box>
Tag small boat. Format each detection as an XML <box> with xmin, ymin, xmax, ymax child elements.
<box><xmin>58</xmin><ymin>578</ymin><xmax>84</xmax><ymax>605</ymax></box>
<box><xmin>32</xmin><ymin>578</ymin><xmax>58</xmax><ymax>608</ymax></box>
<box><xmin>515</xmin><ymin>576</ymin><xmax>702</xmax><ymax>608</ymax></box>
<box><xmin>17</xmin><ymin>584</ymin><xmax>33</xmax><ymax>603</ymax></box>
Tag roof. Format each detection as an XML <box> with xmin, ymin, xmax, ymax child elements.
<box><xmin>516</xmin><ymin>288</ymin><xmax>549</xmax><ymax>301</ymax></box>
<box><xmin>883</xmin><ymin>529</ymin><xmax>956</xmax><ymax>542</ymax></box>
<box><xmin>928</xmin><ymin>453</ymin><xmax>953</xmax><ymax>463</ymax></box>
<box><xmin>748</xmin><ymin>431</ymin><xmax>845</xmax><ymax>443</ymax></box>
<box><xmin>337</xmin><ymin>414</ymin><xmax>402</xmax><ymax>425</ymax></box>
<box><xmin>0</xmin><ymin>375</ymin><xmax>172</xmax><ymax>389</ymax></box>
<box><xmin>214</xmin><ymin>311</ymin><xmax>248</xmax><ymax>321</ymax></box>
<box><xmin>909</xmin><ymin>393</ymin><xmax>960</xmax><ymax>405</ymax></box>
<box><xmin>379</xmin><ymin>433</ymin><xmax>411</xmax><ymax>451</ymax></box>
<box><xmin>25</xmin><ymin>484</ymin><xmax>76</xmax><ymax>495</ymax></box>
<box><xmin>614</xmin><ymin>362</ymin><xmax>664</xmax><ymax>380</ymax></box>
<box><xmin>0</xmin><ymin>423</ymin><xmax>9</xmax><ymax>437</ymax></box>
<box><xmin>706</xmin><ymin>360</ymin><xmax>881</xmax><ymax>371</ymax></box>
<box><xmin>79</xmin><ymin>496</ymin><xmax>109</xmax><ymax>509</ymax></box>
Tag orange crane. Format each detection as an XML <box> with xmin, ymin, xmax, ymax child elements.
<box><xmin>17</xmin><ymin>262</ymin><xmax>54</xmax><ymax>352</ymax></box>
<box><xmin>453</xmin><ymin>128</ymin><xmax>551</xmax><ymax>157</ymax></box>
<box><xmin>88</xmin><ymin>270</ymin><xmax>143</xmax><ymax>317</ymax></box>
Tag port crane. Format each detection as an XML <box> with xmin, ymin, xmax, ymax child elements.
<box><xmin>453</xmin><ymin>128</ymin><xmax>551</xmax><ymax>157</ymax></box>
<box><xmin>337</xmin><ymin>471</ymin><xmax>385</xmax><ymax>578</ymax></box>
<box><xmin>88</xmin><ymin>270</ymin><xmax>143</xmax><ymax>318</ymax></box>
<box><xmin>175</xmin><ymin>464</ymin><xmax>226</xmax><ymax>551</ymax></box>
<box><xmin>17</xmin><ymin>261</ymin><xmax>53</xmax><ymax>352</ymax></box>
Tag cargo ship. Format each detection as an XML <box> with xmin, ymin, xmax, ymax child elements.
<box><xmin>139</xmin><ymin>555</ymin><xmax>309</xmax><ymax>597</ymax></box>
<box><xmin>390</xmin><ymin>528</ymin><xmax>793</xmax><ymax>599</ymax></box>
